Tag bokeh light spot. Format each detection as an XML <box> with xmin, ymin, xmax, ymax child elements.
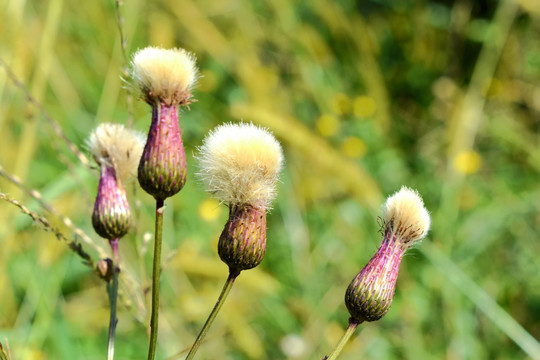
<box><xmin>198</xmin><ymin>198</ymin><xmax>221</xmax><ymax>222</ymax></box>
<box><xmin>353</xmin><ymin>95</ymin><xmax>377</xmax><ymax>118</ymax></box>
<box><xmin>341</xmin><ymin>136</ymin><xmax>367</xmax><ymax>158</ymax></box>
<box><xmin>453</xmin><ymin>151</ymin><xmax>482</xmax><ymax>174</ymax></box>
<box><xmin>316</xmin><ymin>114</ymin><xmax>340</xmax><ymax>137</ymax></box>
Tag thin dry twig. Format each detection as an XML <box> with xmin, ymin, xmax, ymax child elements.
<box><xmin>0</xmin><ymin>163</ymin><xmax>108</xmax><ymax>259</ymax></box>
<box><xmin>113</xmin><ymin>0</ymin><xmax>134</xmax><ymax>126</ymax></box>
<box><xmin>0</xmin><ymin>191</ymin><xmax>95</xmax><ymax>268</ymax></box>
<box><xmin>0</xmin><ymin>58</ymin><xmax>90</xmax><ymax>168</ymax></box>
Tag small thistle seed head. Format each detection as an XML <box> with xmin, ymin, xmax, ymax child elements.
<box><xmin>88</xmin><ymin>123</ymin><xmax>144</xmax><ymax>240</ymax></box>
<box><xmin>383</xmin><ymin>186</ymin><xmax>430</xmax><ymax>246</ymax></box>
<box><xmin>197</xmin><ymin>122</ymin><xmax>284</xmax><ymax>210</ymax></box>
<box><xmin>345</xmin><ymin>187</ymin><xmax>430</xmax><ymax>323</ymax></box>
<box><xmin>131</xmin><ymin>46</ymin><xmax>198</xmax><ymax>106</ymax></box>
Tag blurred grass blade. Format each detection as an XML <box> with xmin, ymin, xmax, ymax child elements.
<box><xmin>422</xmin><ymin>242</ymin><xmax>540</xmax><ymax>359</ymax></box>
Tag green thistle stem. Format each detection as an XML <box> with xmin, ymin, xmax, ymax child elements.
<box><xmin>323</xmin><ymin>318</ymin><xmax>362</xmax><ymax>360</ymax></box>
<box><xmin>107</xmin><ymin>238</ymin><xmax>120</xmax><ymax>360</ymax></box>
<box><xmin>148</xmin><ymin>198</ymin><xmax>165</xmax><ymax>360</ymax></box>
<box><xmin>185</xmin><ymin>269</ymin><xmax>240</xmax><ymax>360</ymax></box>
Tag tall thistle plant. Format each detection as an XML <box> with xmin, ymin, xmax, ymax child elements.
<box><xmin>130</xmin><ymin>46</ymin><xmax>199</xmax><ymax>360</ymax></box>
<box><xmin>323</xmin><ymin>187</ymin><xmax>430</xmax><ymax>360</ymax></box>
<box><xmin>87</xmin><ymin>123</ymin><xmax>145</xmax><ymax>360</ymax></box>
<box><xmin>185</xmin><ymin>122</ymin><xmax>284</xmax><ymax>359</ymax></box>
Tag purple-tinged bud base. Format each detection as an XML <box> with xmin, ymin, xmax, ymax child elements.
<box><xmin>138</xmin><ymin>102</ymin><xmax>187</xmax><ymax>200</ymax></box>
<box><xmin>345</xmin><ymin>231</ymin><xmax>404</xmax><ymax>322</ymax></box>
<box><xmin>92</xmin><ymin>166</ymin><xmax>132</xmax><ymax>240</ymax></box>
<box><xmin>218</xmin><ymin>205</ymin><xmax>267</xmax><ymax>273</ymax></box>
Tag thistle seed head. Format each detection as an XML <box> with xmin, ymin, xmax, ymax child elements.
<box><xmin>88</xmin><ymin>123</ymin><xmax>143</xmax><ymax>240</ymax></box>
<box><xmin>345</xmin><ymin>187</ymin><xmax>430</xmax><ymax>323</ymax></box>
<box><xmin>197</xmin><ymin>122</ymin><xmax>284</xmax><ymax>210</ymax></box>
<box><xmin>383</xmin><ymin>186</ymin><xmax>430</xmax><ymax>246</ymax></box>
<box><xmin>131</xmin><ymin>46</ymin><xmax>198</xmax><ymax>106</ymax></box>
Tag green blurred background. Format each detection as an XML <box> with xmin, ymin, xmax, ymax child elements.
<box><xmin>1</xmin><ymin>0</ymin><xmax>540</xmax><ymax>359</ymax></box>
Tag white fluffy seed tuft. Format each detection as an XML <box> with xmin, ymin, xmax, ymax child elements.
<box><xmin>131</xmin><ymin>46</ymin><xmax>198</xmax><ymax>105</ymax></box>
<box><xmin>197</xmin><ymin>122</ymin><xmax>284</xmax><ymax>209</ymax></box>
<box><xmin>87</xmin><ymin>123</ymin><xmax>145</xmax><ymax>184</ymax></box>
<box><xmin>383</xmin><ymin>186</ymin><xmax>430</xmax><ymax>244</ymax></box>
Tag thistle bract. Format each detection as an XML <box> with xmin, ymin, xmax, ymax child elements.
<box><xmin>218</xmin><ymin>205</ymin><xmax>267</xmax><ymax>273</ymax></box>
<box><xmin>137</xmin><ymin>103</ymin><xmax>187</xmax><ymax>200</ymax></box>
<box><xmin>92</xmin><ymin>166</ymin><xmax>132</xmax><ymax>240</ymax></box>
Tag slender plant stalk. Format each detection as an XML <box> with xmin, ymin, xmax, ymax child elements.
<box><xmin>148</xmin><ymin>198</ymin><xmax>165</xmax><ymax>360</ymax></box>
<box><xmin>113</xmin><ymin>0</ymin><xmax>134</xmax><ymax>126</ymax></box>
<box><xmin>107</xmin><ymin>238</ymin><xmax>121</xmax><ymax>360</ymax></box>
<box><xmin>185</xmin><ymin>269</ymin><xmax>240</xmax><ymax>360</ymax></box>
<box><xmin>0</xmin><ymin>338</ymin><xmax>11</xmax><ymax>360</ymax></box>
<box><xmin>322</xmin><ymin>318</ymin><xmax>362</xmax><ymax>360</ymax></box>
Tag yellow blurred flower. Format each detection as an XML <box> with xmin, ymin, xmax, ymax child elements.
<box><xmin>341</xmin><ymin>136</ymin><xmax>367</xmax><ymax>158</ymax></box>
<box><xmin>353</xmin><ymin>95</ymin><xmax>377</xmax><ymax>118</ymax></box>
<box><xmin>453</xmin><ymin>151</ymin><xmax>482</xmax><ymax>174</ymax></box>
<box><xmin>198</xmin><ymin>198</ymin><xmax>222</xmax><ymax>222</ymax></box>
<box><xmin>316</xmin><ymin>114</ymin><xmax>340</xmax><ymax>137</ymax></box>
<box><xmin>330</xmin><ymin>93</ymin><xmax>352</xmax><ymax>115</ymax></box>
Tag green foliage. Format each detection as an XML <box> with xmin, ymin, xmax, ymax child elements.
<box><xmin>1</xmin><ymin>0</ymin><xmax>540</xmax><ymax>359</ymax></box>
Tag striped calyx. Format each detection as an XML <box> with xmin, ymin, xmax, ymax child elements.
<box><xmin>92</xmin><ymin>166</ymin><xmax>132</xmax><ymax>240</ymax></box>
<box><xmin>138</xmin><ymin>102</ymin><xmax>187</xmax><ymax>200</ymax></box>
<box><xmin>345</xmin><ymin>232</ymin><xmax>404</xmax><ymax>322</ymax></box>
<box><xmin>218</xmin><ymin>205</ymin><xmax>267</xmax><ymax>273</ymax></box>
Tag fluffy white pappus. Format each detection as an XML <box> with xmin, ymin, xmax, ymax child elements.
<box><xmin>197</xmin><ymin>122</ymin><xmax>284</xmax><ymax>209</ymax></box>
<box><xmin>383</xmin><ymin>186</ymin><xmax>430</xmax><ymax>244</ymax></box>
<box><xmin>87</xmin><ymin>123</ymin><xmax>145</xmax><ymax>184</ymax></box>
<box><xmin>130</xmin><ymin>46</ymin><xmax>198</xmax><ymax>105</ymax></box>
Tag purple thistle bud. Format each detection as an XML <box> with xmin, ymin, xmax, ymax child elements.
<box><xmin>345</xmin><ymin>187</ymin><xmax>430</xmax><ymax>323</ymax></box>
<box><xmin>87</xmin><ymin>123</ymin><xmax>145</xmax><ymax>241</ymax></box>
<box><xmin>137</xmin><ymin>103</ymin><xmax>187</xmax><ymax>200</ymax></box>
<box><xmin>218</xmin><ymin>205</ymin><xmax>267</xmax><ymax>274</ymax></box>
<box><xmin>92</xmin><ymin>166</ymin><xmax>132</xmax><ymax>240</ymax></box>
<box><xmin>197</xmin><ymin>122</ymin><xmax>284</xmax><ymax>274</ymax></box>
<box><xmin>130</xmin><ymin>46</ymin><xmax>199</xmax><ymax>201</ymax></box>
